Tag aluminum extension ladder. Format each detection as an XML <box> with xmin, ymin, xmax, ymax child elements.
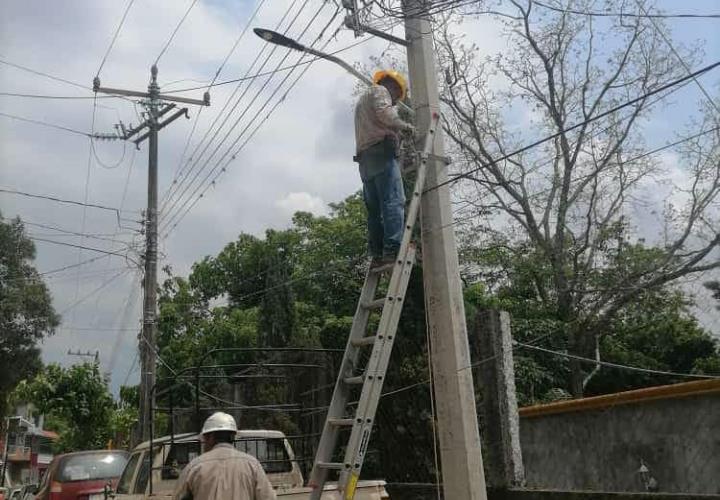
<box><xmin>308</xmin><ymin>114</ymin><xmax>439</xmax><ymax>500</ymax></box>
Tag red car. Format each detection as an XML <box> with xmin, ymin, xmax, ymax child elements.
<box><xmin>34</xmin><ymin>450</ymin><xmax>128</xmax><ymax>500</ymax></box>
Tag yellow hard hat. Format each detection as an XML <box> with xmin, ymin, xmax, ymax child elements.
<box><xmin>373</xmin><ymin>69</ymin><xmax>407</xmax><ymax>100</ymax></box>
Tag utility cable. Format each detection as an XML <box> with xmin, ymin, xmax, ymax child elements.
<box><xmin>426</xmin><ymin>59</ymin><xmax>720</xmax><ymax>194</ymax></box>
<box><xmin>160</xmin><ymin>0</ymin><xmax>306</xmax><ymax>212</ymax></box>
<box><xmin>29</xmin><ymin>237</ymin><xmax>141</xmax><ymax>265</ymax></box>
<box><xmin>0</xmin><ymin>111</ymin><xmax>98</xmax><ymax>138</ymax></box>
<box><xmin>162</xmin><ymin>7</ymin><xmax>345</xmax><ymax>234</ymax></box>
<box><xmin>515</xmin><ymin>341</ymin><xmax>720</xmax><ymax>380</ymax></box>
<box><xmin>0</xmin><ymin>188</ymin><xmax>138</xmax><ymax>214</ymax></box>
<box><xmin>163</xmin><ymin>0</ymin><xmax>273</xmax><ymax>207</ymax></box>
<box><xmin>0</xmin><ymin>92</ymin><xmax>120</xmax><ymax>100</ymax></box>
<box><xmin>154</xmin><ymin>0</ymin><xmax>199</xmax><ymax>66</ymax></box>
<box><xmin>96</xmin><ymin>0</ymin><xmax>137</xmax><ymax>77</ymax></box>
<box><xmin>0</xmin><ymin>57</ymin><xmax>89</xmax><ymax>90</ymax></box>
<box><xmin>533</xmin><ymin>0</ymin><xmax>720</xmax><ymax>19</ymax></box>
<box><xmin>632</xmin><ymin>0</ymin><xmax>720</xmax><ymax>115</ymax></box>
<box><xmin>160</xmin><ymin>0</ymin><xmax>326</xmax><ymax>227</ymax></box>
<box><xmin>59</xmin><ymin>269</ymin><xmax>133</xmax><ymax>316</ymax></box>
<box><xmin>162</xmin><ymin>37</ymin><xmax>377</xmax><ymax>94</ymax></box>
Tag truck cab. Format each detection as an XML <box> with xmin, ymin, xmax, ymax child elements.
<box><xmin>112</xmin><ymin>430</ymin><xmax>388</xmax><ymax>499</ymax></box>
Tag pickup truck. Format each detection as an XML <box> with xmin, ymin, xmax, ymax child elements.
<box><xmin>111</xmin><ymin>430</ymin><xmax>388</xmax><ymax>499</ymax></box>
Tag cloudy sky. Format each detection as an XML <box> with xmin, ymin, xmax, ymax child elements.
<box><xmin>1</xmin><ymin>0</ymin><xmax>718</xmax><ymax>396</ymax></box>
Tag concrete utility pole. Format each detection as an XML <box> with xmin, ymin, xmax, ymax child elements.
<box><xmin>402</xmin><ymin>1</ymin><xmax>488</xmax><ymax>498</ymax></box>
<box><xmin>94</xmin><ymin>66</ymin><xmax>209</xmax><ymax>443</ymax></box>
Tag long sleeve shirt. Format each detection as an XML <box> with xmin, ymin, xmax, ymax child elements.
<box><xmin>354</xmin><ymin>84</ymin><xmax>409</xmax><ymax>154</ymax></box>
<box><xmin>172</xmin><ymin>443</ymin><xmax>276</xmax><ymax>500</ymax></box>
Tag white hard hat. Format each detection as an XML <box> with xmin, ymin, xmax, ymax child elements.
<box><xmin>201</xmin><ymin>412</ymin><xmax>237</xmax><ymax>435</ymax></box>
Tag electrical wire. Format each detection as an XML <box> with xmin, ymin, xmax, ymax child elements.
<box><xmin>0</xmin><ymin>188</ymin><xmax>139</xmax><ymax>214</ymax></box>
<box><xmin>96</xmin><ymin>0</ymin><xmax>137</xmax><ymax>77</ymax></box>
<box><xmin>0</xmin><ymin>57</ymin><xmax>89</xmax><ymax>90</ymax></box>
<box><xmin>162</xmin><ymin>7</ymin><xmax>352</xmax><ymax>235</ymax></box>
<box><xmin>160</xmin><ymin>0</ymin><xmax>307</xmax><ymax>212</ymax></box>
<box><xmin>0</xmin><ymin>92</ymin><xmax>121</xmax><ymax>100</ymax></box>
<box><xmin>426</xmin><ymin>59</ymin><xmax>720</xmax><ymax>194</ymax></box>
<box><xmin>515</xmin><ymin>341</ymin><xmax>720</xmax><ymax>380</ymax></box>
<box><xmin>59</xmin><ymin>269</ymin><xmax>134</xmax><ymax>316</ymax></box>
<box><xmin>154</xmin><ymin>0</ymin><xmax>199</xmax><ymax>66</ymax></box>
<box><xmin>28</xmin><ymin>236</ymin><xmax>141</xmax><ymax>265</ymax></box>
<box><xmin>163</xmin><ymin>0</ymin><xmax>272</xmax><ymax>207</ymax></box>
<box><xmin>0</xmin><ymin>111</ymin><xmax>97</xmax><ymax>138</ymax></box>
<box><xmin>631</xmin><ymin>0</ymin><xmax>720</xmax><ymax>115</ymax></box>
<box><xmin>162</xmin><ymin>37</ymin><xmax>377</xmax><ymax>94</ymax></box>
<box><xmin>160</xmin><ymin>0</ymin><xmax>329</xmax><ymax>228</ymax></box>
<box><xmin>532</xmin><ymin>0</ymin><xmax>720</xmax><ymax>19</ymax></box>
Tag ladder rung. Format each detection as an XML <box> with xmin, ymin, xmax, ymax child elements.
<box><xmin>369</xmin><ymin>262</ymin><xmax>395</xmax><ymax>274</ymax></box>
<box><xmin>317</xmin><ymin>462</ymin><xmax>344</xmax><ymax>470</ymax></box>
<box><xmin>344</xmin><ymin>375</ymin><xmax>364</xmax><ymax>385</ymax></box>
<box><xmin>351</xmin><ymin>335</ymin><xmax>376</xmax><ymax>347</ymax></box>
<box><xmin>328</xmin><ymin>418</ymin><xmax>354</xmax><ymax>426</ymax></box>
<box><xmin>363</xmin><ymin>298</ymin><xmax>386</xmax><ymax>310</ymax></box>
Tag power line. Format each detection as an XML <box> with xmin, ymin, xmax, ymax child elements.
<box><xmin>96</xmin><ymin>0</ymin><xmax>137</xmax><ymax>77</ymax></box>
<box><xmin>160</xmin><ymin>0</ymin><xmax>323</xmax><ymax>224</ymax></box>
<box><xmin>154</xmin><ymin>0</ymin><xmax>199</xmax><ymax>66</ymax></box>
<box><xmin>165</xmin><ymin>0</ymin><xmax>271</xmax><ymax>206</ymax></box>
<box><xmin>160</xmin><ymin>0</ymin><xmax>306</xmax><ymax>211</ymax></box>
<box><xmin>0</xmin><ymin>187</ymin><xmax>140</xmax><ymax>215</ymax></box>
<box><xmin>162</xmin><ymin>5</ymin><xmax>346</xmax><ymax>234</ymax></box>
<box><xmin>427</xmin><ymin>59</ymin><xmax>720</xmax><ymax>193</ymax></box>
<box><xmin>28</xmin><ymin>236</ymin><xmax>141</xmax><ymax>265</ymax></box>
<box><xmin>632</xmin><ymin>0</ymin><xmax>720</xmax><ymax>115</ymax></box>
<box><xmin>515</xmin><ymin>341</ymin><xmax>720</xmax><ymax>380</ymax></box>
<box><xmin>0</xmin><ymin>92</ymin><xmax>121</xmax><ymax>100</ymax></box>
<box><xmin>0</xmin><ymin>111</ymin><xmax>97</xmax><ymax>138</ymax></box>
<box><xmin>59</xmin><ymin>269</ymin><xmax>132</xmax><ymax>316</ymax></box>
<box><xmin>39</xmin><ymin>254</ymin><xmax>114</xmax><ymax>276</ymax></box>
<box><xmin>532</xmin><ymin>0</ymin><xmax>720</xmax><ymax>19</ymax></box>
<box><xmin>160</xmin><ymin>0</ymin><xmax>311</xmax><ymax>212</ymax></box>
<box><xmin>162</xmin><ymin>37</ymin><xmax>374</xmax><ymax>94</ymax></box>
<box><xmin>0</xmin><ymin>57</ymin><xmax>89</xmax><ymax>90</ymax></box>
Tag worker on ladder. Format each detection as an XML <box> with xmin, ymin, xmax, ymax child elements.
<box><xmin>355</xmin><ymin>70</ymin><xmax>415</xmax><ymax>267</ymax></box>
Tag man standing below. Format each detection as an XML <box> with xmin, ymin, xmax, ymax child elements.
<box><xmin>355</xmin><ymin>70</ymin><xmax>415</xmax><ymax>266</ymax></box>
<box><xmin>173</xmin><ymin>412</ymin><xmax>276</xmax><ymax>500</ymax></box>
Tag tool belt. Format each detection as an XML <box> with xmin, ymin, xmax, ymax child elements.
<box><xmin>354</xmin><ymin>135</ymin><xmax>398</xmax><ymax>163</ymax></box>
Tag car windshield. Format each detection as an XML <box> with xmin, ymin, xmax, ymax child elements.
<box><xmin>57</xmin><ymin>452</ymin><xmax>128</xmax><ymax>482</ymax></box>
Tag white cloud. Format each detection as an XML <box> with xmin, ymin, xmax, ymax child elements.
<box><xmin>275</xmin><ymin>191</ymin><xmax>328</xmax><ymax>217</ymax></box>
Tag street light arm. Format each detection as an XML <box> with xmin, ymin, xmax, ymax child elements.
<box><xmin>253</xmin><ymin>27</ymin><xmax>414</xmax><ymax>116</ymax></box>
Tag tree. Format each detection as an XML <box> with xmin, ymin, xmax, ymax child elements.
<box><xmin>463</xmin><ymin>242</ymin><xmax>720</xmax><ymax>403</ymax></box>
<box><xmin>437</xmin><ymin>0</ymin><xmax>720</xmax><ymax>395</ymax></box>
<box><xmin>0</xmin><ymin>213</ymin><xmax>59</xmax><ymax>418</ymax></box>
<box><xmin>13</xmin><ymin>363</ymin><xmax>115</xmax><ymax>452</ymax></box>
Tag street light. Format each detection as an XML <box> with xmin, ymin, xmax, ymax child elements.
<box><xmin>253</xmin><ymin>28</ymin><xmax>414</xmax><ymax>116</ymax></box>
<box><xmin>253</xmin><ymin>28</ymin><xmax>372</xmax><ymax>86</ymax></box>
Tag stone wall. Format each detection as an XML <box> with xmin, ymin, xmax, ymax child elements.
<box><xmin>518</xmin><ymin>380</ymin><xmax>720</xmax><ymax>495</ymax></box>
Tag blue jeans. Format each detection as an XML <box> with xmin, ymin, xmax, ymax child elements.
<box><xmin>359</xmin><ymin>155</ymin><xmax>405</xmax><ymax>258</ymax></box>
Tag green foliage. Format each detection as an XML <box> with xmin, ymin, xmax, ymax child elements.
<box><xmin>462</xmin><ymin>238</ymin><xmax>720</xmax><ymax>403</ymax></box>
<box><xmin>0</xmin><ymin>213</ymin><xmax>59</xmax><ymax>419</ymax></box>
<box><xmin>13</xmin><ymin>363</ymin><xmax>115</xmax><ymax>452</ymax></box>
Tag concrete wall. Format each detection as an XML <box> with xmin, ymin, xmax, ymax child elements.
<box><xmin>519</xmin><ymin>381</ymin><xmax>720</xmax><ymax>495</ymax></box>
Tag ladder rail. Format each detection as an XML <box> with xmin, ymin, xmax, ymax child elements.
<box><xmin>307</xmin><ymin>271</ymin><xmax>380</xmax><ymax>491</ymax></box>
<box><xmin>339</xmin><ymin>245</ymin><xmax>416</xmax><ymax>489</ymax></box>
<box><xmin>309</xmin><ymin>114</ymin><xmax>440</xmax><ymax>500</ymax></box>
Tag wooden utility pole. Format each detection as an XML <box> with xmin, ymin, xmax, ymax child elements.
<box><xmin>403</xmin><ymin>1</ymin><xmax>488</xmax><ymax>498</ymax></box>
<box><xmin>94</xmin><ymin>66</ymin><xmax>209</xmax><ymax>443</ymax></box>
